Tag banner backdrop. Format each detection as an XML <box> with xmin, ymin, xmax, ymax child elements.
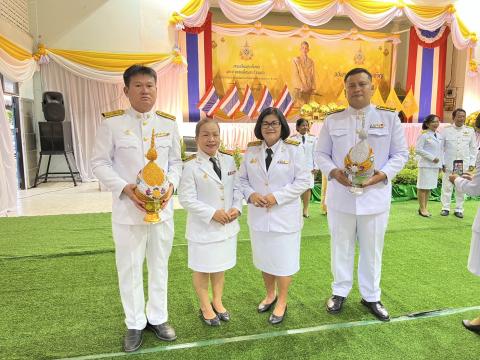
<box><xmin>211</xmin><ymin>32</ymin><xmax>394</xmax><ymax>118</ymax></box>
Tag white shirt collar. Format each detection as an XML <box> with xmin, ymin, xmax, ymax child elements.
<box><xmin>127</xmin><ymin>107</ymin><xmax>155</xmax><ymax>120</ymax></box>
<box><xmin>197</xmin><ymin>149</ymin><xmax>219</xmax><ymax>162</ymax></box>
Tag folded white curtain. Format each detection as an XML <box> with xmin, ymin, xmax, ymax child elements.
<box><xmin>40</xmin><ymin>60</ymin><xmax>185</xmax><ymax>181</ymax></box>
<box><xmin>0</xmin><ymin>47</ymin><xmax>37</xmax><ymax>83</ymax></box>
<box><xmin>0</xmin><ymin>82</ymin><xmax>17</xmax><ymax>215</ymax></box>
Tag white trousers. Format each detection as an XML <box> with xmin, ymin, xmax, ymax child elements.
<box><xmin>327</xmin><ymin>209</ymin><xmax>389</xmax><ymax>302</ymax></box>
<box><xmin>112</xmin><ymin>219</ymin><xmax>174</xmax><ymax>330</ymax></box>
<box><xmin>441</xmin><ymin>171</ymin><xmax>465</xmax><ymax>212</ymax></box>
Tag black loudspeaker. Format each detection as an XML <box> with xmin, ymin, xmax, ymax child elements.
<box><xmin>42</xmin><ymin>91</ymin><xmax>65</xmax><ymax>122</ymax></box>
<box><xmin>39</xmin><ymin>121</ymin><xmax>73</xmax><ymax>153</ymax></box>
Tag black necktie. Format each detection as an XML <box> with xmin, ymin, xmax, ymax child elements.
<box><xmin>209</xmin><ymin>157</ymin><xmax>221</xmax><ymax>179</ymax></box>
<box><xmin>302</xmin><ymin>135</ymin><xmax>305</xmax><ymax>144</ymax></box>
<box><xmin>266</xmin><ymin>148</ymin><xmax>273</xmax><ymax>171</ymax></box>
<box><xmin>434</xmin><ymin>133</ymin><xmax>437</xmax><ymax>138</ymax></box>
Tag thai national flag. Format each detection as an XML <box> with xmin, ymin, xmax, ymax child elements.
<box><xmin>197</xmin><ymin>84</ymin><xmax>220</xmax><ymax>117</ymax></box>
<box><xmin>239</xmin><ymin>85</ymin><xmax>256</xmax><ymax>118</ymax></box>
<box><xmin>274</xmin><ymin>85</ymin><xmax>293</xmax><ymax>116</ymax></box>
<box><xmin>218</xmin><ymin>84</ymin><xmax>241</xmax><ymax>117</ymax></box>
<box><xmin>253</xmin><ymin>86</ymin><xmax>274</xmax><ymax>117</ymax></box>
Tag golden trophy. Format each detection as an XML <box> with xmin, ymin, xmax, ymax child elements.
<box><xmin>134</xmin><ymin>129</ymin><xmax>170</xmax><ymax>223</ymax></box>
<box><xmin>344</xmin><ymin>110</ymin><xmax>374</xmax><ymax>195</ymax></box>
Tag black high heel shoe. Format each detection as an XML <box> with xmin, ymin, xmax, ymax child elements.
<box><xmin>418</xmin><ymin>209</ymin><xmax>431</xmax><ymax>218</ymax></box>
<box><xmin>199</xmin><ymin>309</ymin><xmax>221</xmax><ymax>326</ymax></box>
<box><xmin>257</xmin><ymin>296</ymin><xmax>277</xmax><ymax>313</ymax></box>
<box><xmin>212</xmin><ymin>303</ymin><xmax>230</xmax><ymax>322</ymax></box>
<box><xmin>269</xmin><ymin>305</ymin><xmax>287</xmax><ymax>325</ymax></box>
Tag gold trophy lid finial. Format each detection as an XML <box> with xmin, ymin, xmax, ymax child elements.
<box><xmin>146</xmin><ymin>129</ymin><xmax>158</xmax><ymax>161</ymax></box>
<box><xmin>142</xmin><ymin>128</ymin><xmax>165</xmax><ymax>188</ymax></box>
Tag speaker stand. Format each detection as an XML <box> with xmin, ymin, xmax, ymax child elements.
<box><xmin>33</xmin><ymin>150</ymin><xmax>80</xmax><ymax>187</ymax></box>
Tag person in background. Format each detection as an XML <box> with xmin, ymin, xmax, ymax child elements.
<box><xmin>239</xmin><ymin>107</ymin><xmax>310</xmax><ymax>325</ymax></box>
<box><xmin>440</xmin><ymin>108</ymin><xmax>477</xmax><ymax>218</ymax></box>
<box><xmin>178</xmin><ymin>119</ymin><xmax>242</xmax><ymax>326</ymax></box>
<box><xmin>290</xmin><ymin>118</ymin><xmax>318</xmax><ymax>218</ymax></box>
<box><xmin>415</xmin><ymin>114</ymin><xmax>443</xmax><ymax>217</ymax></box>
<box><xmin>449</xmin><ymin>112</ymin><xmax>480</xmax><ymax>333</ymax></box>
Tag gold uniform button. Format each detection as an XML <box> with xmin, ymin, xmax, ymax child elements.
<box><xmin>143</xmin><ymin>121</ymin><xmax>148</xmax><ymax>126</ymax></box>
<box><xmin>219</xmin><ymin>186</ymin><xmax>224</xmax><ymax>190</ymax></box>
<box><xmin>220</xmin><ymin>197</ymin><xmax>224</xmax><ymax>201</ymax></box>
<box><xmin>136</xmin><ymin>114</ymin><xmax>141</xmax><ymax>119</ymax></box>
<box><xmin>147</xmin><ymin>114</ymin><xmax>151</xmax><ymax>119</ymax></box>
<box><xmin>143</xmin><ymin>137</ymin><xmax>148</xmax><ymax>142</ymax></box>
<box><xmin>265</xmin><ymin>182</ymin><xmax>269</xmax><ymax>186</ymax></box>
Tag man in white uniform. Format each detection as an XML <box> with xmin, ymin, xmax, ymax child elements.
<box><xmin>440</xmin><ymin>108</ymin><xmax>476</xmax><ymax>218</ymax></box>
<box><xmin>91</xmin><ymin>65</ymin><xmax>182</xmax><ymax>352</ymax></box>
<box><xmin>315</xmin><ymin>68</ymin><xmax>408</xmax><ymax>321</ymax></box>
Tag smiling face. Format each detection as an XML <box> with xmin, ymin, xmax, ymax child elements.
<box><xmin>123</xmin><ymin>73</ymin><xmax>157</xmax><ymax>113</ymax></box>
<box><xmin>196</xmin><ymin>121</ymin><xmax>220</xmax><ymax>157</ymax></box>
<box><xmin>261</xmin><ymin>113</ymin><xmax>282</xmax><ymax>147</ymax></box>
<box><xmin>427</xmin><ymin>117</ymin><xmax>440</xmax><ymax>132</ymax></box>
<box><xmin>296</xmin><ymin>120</ymin><xmax>309</xmax><ymax>135</ymax></box>
<box><xmin>345</xmin><ymin>72</ymin><xmax>374</xmax><ymax>110</ymax></box>
<box><xmin>453</xmin><ymin>110</ymin><xmax>466</xmax><ymax>127</ymax></box>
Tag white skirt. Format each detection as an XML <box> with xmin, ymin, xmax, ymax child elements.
<box><xmin>417</xmin><ymin>167</ymin><xmax>440</xmax><ymax>190</ymax></box>
<box><xmin>308</xmin><ymin>172</ymin><xmax>315</xmax><ymax>189</ymax></box>
<box><xmin>250</xmin><ymin>230</ymin><xmax>301</xmax><ymax>276</ymax></box>
<box><xmin>468</xmin><ymin>232</ymin><xmax>480</xmax><ymax>276</ymax></box>
<box><xmin>188</xmin><ymin>235</ymin><xmax>237</xmax><ymax>273</ymax></box>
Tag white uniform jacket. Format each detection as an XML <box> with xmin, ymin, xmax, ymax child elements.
<box><xmin>91</xmin><ymin>107</ymin><xmax>182</xmax><ymax>225</ymax></box>
<box><xmin>239</xmin><ymin>139</ymin><xmax>310</xmax><ymax>233</ymax></box>
<box><xmin>415</xmin><ymin>130</ymin><xmax>443</xmax><ymax>168</ymax></box>
<box><xmin>178</xmin><ymin>150</ymin><xmax>243</xmax><ymax>244</ymax></box>
<box><xmin>455</xmin><ymin>152</ymin><xmax>480</xmax><ymax>232</ymax></box>
<box><xmin>315</xmin><ymin>104</ymin><xmax>408</xmax><ymax>215</ymax></box>
<box><xmin>290</xmin><ymin>133</ymin><xmax>317</xmax><ymax>171</ymax></box>
<box><xmin>441</xmin><ymin>125</ymin><xmax>477</xmax><ymax>170</ymax></box>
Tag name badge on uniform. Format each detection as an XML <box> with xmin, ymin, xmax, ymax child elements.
<box><xmin>278</xmin><ymin>160</ymin><xmax>289</xmax><ymax>164</ymax></box>
<box><xmin>124</xmin><ymin>129</ymin><xmax>133</xmax><ymax>135</ymax></box>
<box><xmin>250</xmin><ymin>158</ymin><xmax>258</xmax><ymax>164</ymax></box>
<box><xmin>228</xmin><ymin>170</ymin><xmax>236</xmax><ymax>176</ymax></box>
<box><xmin>369</xmin><ymin>123</ymin><xmax>384</xmax><ymax>129</ymax></box>
<box><xmin>155</xmin><ymin>132</ymin><xmax>170</xmax><ymax>138</ymax></box>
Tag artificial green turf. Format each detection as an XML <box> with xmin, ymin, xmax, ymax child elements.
<box><xmin>1</xmin><ymin>200</ymin><xmax>479</xmax><ymax>360</ymax></box>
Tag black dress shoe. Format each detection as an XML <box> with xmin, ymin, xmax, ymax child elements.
<box><xmin>258</xmin><ymin>296</ymin><xmax>277</xmax><ymax>313</ymax></box>
<box><xmin>199</xmin><ymin>309</ymin><xmax>221</xmax><ymax>326</ymax></box>
<box><xmin>326</xmin><ymin>295</ymin><xmax>345</xmax><ymax>314</ymax></box>
<box><xmin>212</xmin><ymin>303</ymin><xmax>230</xmax><ymax>322</ymax></box>
<box><xmin>462</xmin><ymin>320</ymin><xmax>480</xmax><ymax>333</ymax></box>
<box><xmin>123</xmin><ymin>329</ymin><xmax>143</xmax><ymax>352</ymax></box>
<box><xmin>147</xmin><ymin>322</ymin><xmax>177</xmax><ymax>341</ymax></box>
<box><xmin>454</xmin><ymin>211</ymin><xmax>464</xmax><ymax>218</ymax></box>
<box><xmin>269</xmin><ymin>306</ymin><xmax>287</xmax><ymax>325</ymax></box>
<box><xmin>361</xmin><ymin>299</ymin><xmax>390</xmax><ymax>321</ymax></box>
<box><xmin>440</xmin><ymin>210</ymin><xmax>450</xmax><ymax>216</ymax></box>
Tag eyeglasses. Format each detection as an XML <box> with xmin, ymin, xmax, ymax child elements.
<box><xmin>261</xmin><ymin>121</ymin><xmax>281</xmax><ymax>129</ymax></box>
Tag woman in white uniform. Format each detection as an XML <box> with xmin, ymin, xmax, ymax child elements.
<box><xmin>239</xmin><ymin>107</ymin><xmax>310</xmax><ymax>325</ymax></box>
<box><xmin>450</xmin><ymin>114</ymin><xmax>480</xmax><ymax>334</ymax></box>
<box><xmin>178</xmin><ymin>119</ymin><xmax>243</xmax><ymax>326</ymax></box>
<box><xmin>290</xmin><ymin>118</ymin><xmax>318</xmax><ymax>218</ymax></box>
<box><xmin>415</xmin><ymin>114</ymin><xmax>443</xmax><ymax>217</ymax></box>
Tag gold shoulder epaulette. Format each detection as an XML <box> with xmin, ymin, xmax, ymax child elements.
<box><xmin>219</xmin><ymin>149</ymin><xmax>232</xmax><ymax>156</ymax></box>
<box><xmin>156</xmin><ymin>111</ymin><xmax>176</xmax><ymax>121</ymax></box>
<box><xmin>247</xmin><ymin>140</ymin><xmax>262</xmax><ymax>147</ymax></box>
<box><xmin>284</xmin><ymin>139</ymin><xmax>300</xmax><ymax>146</ymax></box>
<box><xmin>102</xmin><ymin>110</ymin><xmax>125</xmax><ymax>118</ymax></box>
<box><xmin>183</xmin><ymin>154</ymin><xmax>196</xmax><ymax>162</ymax></box>
<box><xmin>376</xmin><ymin>105</ymin><xmax>396</xmax><ymax>112</ymax></box>
<box><xmin>421</xmin><ymin>130</ymin><xmax>427</xmax><ymax>134</ymax></box>
<box><xmin>326</xmin><ymin>108</ymin><xmax>345</xmax><ymax>116</ymax></box>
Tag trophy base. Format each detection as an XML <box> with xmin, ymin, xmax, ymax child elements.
<box><xmin>144</xmin><ymin>212</ymin><xmax>160</xmax><ymax>223</ymax></box>
<box><xmin>348</xmin><ymin>185</ymin><xmax>364</xmax><ymax>196</ymax></box>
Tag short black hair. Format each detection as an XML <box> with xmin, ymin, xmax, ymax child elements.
<box><xmin>452</xmin><ymin>108</ymin><xmax>466</xmax><ymax>118</ymax></box>
<box><xmin>296</xmin><ymin>118</ymin><xmax>308</xmax><ymax>128</ymax></box>
<box><xmin>344</xmin><ymin>68</ymin><xmax>372</xmax><ymax>83</ymax></box>
<box><xmin>195</xmin><ymin>119</ymin><xmax>220</xmax><ymax>138</ymax></box>
<box><xmin>254</xmin><ymin>107</ymin><xmax>290</xmax><ymax>141</ymax></box>
<box><xmin>422</xmin><ymin>114</ymin><xmax>439</xmax><ymax>130</ymax></box>
<box><xmin>123</xmin><ymin>64</ymin><xmax>157</xmax><ymax>87</ymax></box>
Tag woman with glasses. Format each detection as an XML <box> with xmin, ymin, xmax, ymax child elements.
<box><xmin>239</xmin><ymin>107</ymin><xmax>310</xmax><ymax>324</ymax></box>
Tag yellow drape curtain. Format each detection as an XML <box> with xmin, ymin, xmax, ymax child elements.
<box><xmin>0</xmin><ymin>35</ymin><xmax>32</xmax><ymax>61</ymax></box>
<box><xmin>348</xmin><ymin>0</ymin><xmax>398</xmax><ymax>14</ymax></box>
<box><xmin>179</xmin><ymin>0</ymin><xmax>206</xmax><ymax>16</ymax></box>
<box><xmin>229</xmin><ymin>0</ymin><xmax>270</xmax><ymax>4</ymax></box>
<box><xmin>47</xmin><ymin>49</ymin><xmax>172</xmax><ymax>72</ymax></box>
